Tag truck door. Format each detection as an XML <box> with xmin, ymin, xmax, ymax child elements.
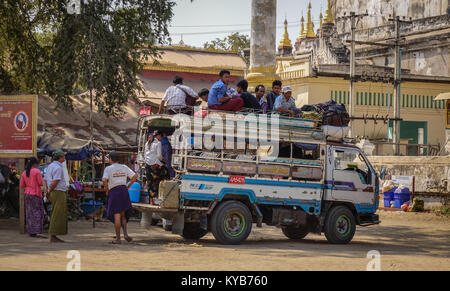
<box><xmin>330</xmin><ymin>146</ymin><xmax>376</xmax><ymax>211</ymax></box>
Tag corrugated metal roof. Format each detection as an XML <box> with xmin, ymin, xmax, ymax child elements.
<box><xmin>37</xmin><ymin>94</ymin><xmax>140</xmax><ymax>151</ymax></box>
<box><xmin>150</xmin><ymin>47</ymin><xmax>247</xmax><ymax>71</ymax></box>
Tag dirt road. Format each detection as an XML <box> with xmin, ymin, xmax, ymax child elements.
<box><xmin>0</xmin><ymin>210</ymin><xmax>449</xmax><ymax>271</ymax></box>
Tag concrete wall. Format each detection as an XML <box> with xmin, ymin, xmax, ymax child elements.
<box><xmin>368</xmin><ymin>156</ymin><xmax>450</xmax><ymax>194</ymax></box>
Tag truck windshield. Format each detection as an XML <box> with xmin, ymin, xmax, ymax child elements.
<box><xmin>334</xmin><ymin>148</ymin><xmax>371</xmax><ymax>184</ymax></box>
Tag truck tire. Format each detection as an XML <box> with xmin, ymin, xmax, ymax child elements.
<box><xmin>182</xmin><ymin>223</ymin><xmax>208</xmax><ymax>240</ymax></box>
<box><xmin>281</xmin><ymin>225</ymin><xmax>309</xmax><ymax>240</ymax></box>
<box><xmin>324</xmin><ymin>205</ymin><xmax>356</xmax><ymax>244</ymax></box>
<box><xmin>211</xmin><ymin>200</ymin><xmax>252</xmax><ymax>245</ymax></box>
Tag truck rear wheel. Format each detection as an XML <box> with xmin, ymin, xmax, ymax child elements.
<box><xmin>324</xmin><ymin>206</ymin><xmax>356</xmax><ymax>244</ymax></box>
<box><xmin>182</xmin><ymin>223</ymin><xmax>208</xmax><ymax>240</ymax></box>
<box><xmin>211</xmin><ymin>200</ymin><xmax>252</xmax><ymax>245</ymax></box>
<box><xmin>281</xmin><ymin>225</ymin><xmax>309</xmax><ymax>240</ymax></box>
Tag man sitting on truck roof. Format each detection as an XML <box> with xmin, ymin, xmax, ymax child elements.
<box><xmin>158</xmin><ymin>76</ymin><xmax>199</xmax><ymax>115</ymax></box>
<box><xmin>236</xmin><ymin>80</ymin><xmax>261</xmax><ymax>111</ymax></box>
<box><xmin>274</xmin><ymin>86</ymin><xmax>301</xmax><ymax>116</ymax></box>
<box><xmin>208</xmin><ymin>70</ymin><xmax>244</xmax><ymax>112</ymax></box>
<box><xmin>265</xmin><ymin>80</ymin><xmax>282</xmax><ymax>112</ymax></box>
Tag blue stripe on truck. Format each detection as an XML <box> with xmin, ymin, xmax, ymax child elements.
<box><xmin>182</xmin><ymin>174</ymin><xmax>328</xmax><ymax>189</ymax></box>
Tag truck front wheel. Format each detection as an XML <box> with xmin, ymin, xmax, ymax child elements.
<box><xmin>211</xmin><ymin>200</ymin><xmax>252</xmax><ymax>245</ymax></box>
<box><xmin>282</xmin><ymin>225</ymin><xmax>309</xmax><ymax>240</ymax></box>
<box><xmin>324</xmin><ymin>206</ymin><xmax>356</xmax><ymax>244</ymax></box>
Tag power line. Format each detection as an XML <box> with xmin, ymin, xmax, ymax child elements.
<box><xmin>170</xmin><ymin>21</ymin><xmax>321</xmax><ymax>36</ymax></box>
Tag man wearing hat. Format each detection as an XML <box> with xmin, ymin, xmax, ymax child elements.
<box><xmin>157</xmin><ymin>76</ymin><xmax>199</xmax><ymax>115</ymax></box>
<box><xmin>44</xmin><ymin>150</ymin><xmax>68</xmax><ymax>243</ymax></box>
<box><xmin>273</xmin><ymin>86</ymin><xmax>301</xmax><ymax>116</ymax></box>
<box><xmin>144</xmin><ymin>130</ymin><xmax>168</xmax><ymax>204</ymax></box>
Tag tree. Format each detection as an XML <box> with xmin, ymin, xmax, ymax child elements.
<box><xmin>0</xmin><ymin>0</ymin><xmax>175</xmax><ymax>117</ymax></box>
<box><xmin>203</xmin><ymin>32</ymin><xmax>250</xmax><ymax>65</ymax></box>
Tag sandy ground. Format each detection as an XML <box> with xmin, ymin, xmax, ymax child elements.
<box><xmin>0</xmin><ymin>210</ymin><xmax>449</xmax><ymax>271</ymax></box>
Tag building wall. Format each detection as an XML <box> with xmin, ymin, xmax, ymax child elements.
<box><xmin>333</xmin><ymin>0</ymin><xmax>449</xmax><ymax>31</ymax></box>
<box><xmin>368</xmin><ymin>156</ymin><xmax>450</xmax><ymax>194</ymax></box>
<box><xmin>282</xmin><ymin>76</ymin><xmax>449</xmax><ymax>153</ymax></box>
<box><xmin>332</xmin><ymin>0</ymin><xmax>450</xmax><ymax>77</ymax></box>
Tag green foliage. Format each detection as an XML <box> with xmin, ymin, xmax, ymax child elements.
<box><xmin>204</xmin><ymin>32</ymin><xmax>250</xmax><ymax>65</ymax></box>
<box><xmin>0</xmin><ymin>0</ymin><xmax>175</xmax><ymax>117</ymax></box>
<box><xmin>434</xmin><ymin>205</ymin><xmax>450</xmax><ymax>217</ymax></box>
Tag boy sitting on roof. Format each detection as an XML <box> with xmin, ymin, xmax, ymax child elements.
<box><xmin>236</xmin><ymin>80</ymin><xmax>261</xmax><ymax>111</ymax></box>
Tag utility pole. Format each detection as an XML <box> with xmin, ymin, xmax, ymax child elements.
<box><xmin>388</xmin><ymin>16</ymin><xmax>411</xmax><ymax>156</ymax></box>
<box><xmin>89</xmin><ymin>24</ymin><xmax>96</xmax><ymax>229</ymax></box>
<box><xmin>392</xmin><ymin>16</ymin><xmax>401</xmax><ymax>156</ymax></box>
<box><xmin>349</xmin><ymin>12</ymin><xmax>356</xmax><ymax>138</ymax></box>
<box><xmin>346</xmin><ymin>12</ymin><xmax>368</xmax><ymax>138</ymax></box>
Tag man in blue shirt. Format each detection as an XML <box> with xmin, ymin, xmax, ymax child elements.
<box><xmin>208</xmin><ymin>70</ymin><xmax>244</xmax><ymax>112</ymax></box>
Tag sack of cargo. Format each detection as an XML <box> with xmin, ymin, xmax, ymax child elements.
<box><xmin>322</xmin><ymin>110</ymin><xmax>350</xmax><ymax>126</ymax></box>
<box><xmin>322</xmin><ymin>125</ymin><xmax>350</xmax><ymax>139</ymax></box>
<box><xmin>158</xmin><ymin>181</ymin><xmax>179</xmax><ymax>209</ymax></box>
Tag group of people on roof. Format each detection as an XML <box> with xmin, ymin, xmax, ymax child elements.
<box><xmin>157</xmin><ymin>70</ymin><xmax>301</xmax><ymax>116</ymax></box>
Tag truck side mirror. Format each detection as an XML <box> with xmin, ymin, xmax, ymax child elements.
<box><xmin>379</xmin><ymin>166</ymin><xmax>386</xmax><ymax>180</ymax></box>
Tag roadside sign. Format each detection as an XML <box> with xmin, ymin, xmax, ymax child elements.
<box><xmin>139</xmin><ymin>107</ymin><xmax>152</xmax><ymax>116</ymax></box>
<box><xmin>0</xmin><ymin>95</ymin><xmax>38</xmax><ymax>158</ymax></box>
<box><xmin>391</xmin><ymin>175</ymin><xmax>413</xmax><ymax>188</ymax></box>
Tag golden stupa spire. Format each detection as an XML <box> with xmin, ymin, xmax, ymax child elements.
<box><xmin>306</xmin><ymin>1</ymin><xmax>315</xmax><ymax>38</ymax></box>
<box><xmin>320</xmin><ymin>10</ymin><xmax>323</xmax><ymax>29</ymax></box>
<box><xmin>324</xmin><ymin>0</ymin><xmax>334</xmax><ymax>24</ymax></box>
<box><xmin>279</xmin><ymin>18</ymin><xmax>292</xmax><ymax>47</ymax></box>
<box><xmin>297</xmin><ymin>14</ymin><xmax>305</xmax><ymax>40</ymax></box>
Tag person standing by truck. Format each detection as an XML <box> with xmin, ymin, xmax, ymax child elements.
<box><xmin>20</xmin><ymin>157</ymin><xmax>46</xmax><ymax>238</ymax></box>
<box><xmin>144</xmin><ymin>130</ymin><xmax>167</xmax><ymax>204</ymax></box>
<box><xmin>161</xmin><ymin>134</ymin><xmax>175</xmax><ymax>179</ymax></box>
<box><xmin>102</xmin><ymin>150</ymin><xmax>138</xmax><ymax>244</ymax></box>
<box><xmin>44</xmin><ymin>150</ymin><xmax>68</xmax><ymax>243</ymax></box>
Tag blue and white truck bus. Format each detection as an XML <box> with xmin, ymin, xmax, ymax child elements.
<box><xmin>134</xmin><ymin>112</ymin><xmax>382</xmax><ymax>245</ymax></box>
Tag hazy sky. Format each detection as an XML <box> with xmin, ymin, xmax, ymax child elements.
<box><xmin>168</xmin><ymin>0</ymin><xmax>328</xmax><ymax>48</ymax></box>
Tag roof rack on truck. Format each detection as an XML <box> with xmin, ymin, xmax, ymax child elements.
<box><xmin>138</xmin><ymin>108</ymin><xmax>353</xmax><ymax>145</ymax></box>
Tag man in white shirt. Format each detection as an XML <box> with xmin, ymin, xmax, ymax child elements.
<box><xmin>144</xmin><ymin>131</ymin><xmax>168</xmax><ymax>204</ymax></box>
<box><xmin>157</xmin><ymin>76</ymin><xmax>199</xmax><ymax>115</ymax></box>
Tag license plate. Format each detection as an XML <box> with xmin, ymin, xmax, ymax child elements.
<box><xmin>229</xmin><ymin>176</ymin><xmax>245</xmax><ymax>184</ymax></box>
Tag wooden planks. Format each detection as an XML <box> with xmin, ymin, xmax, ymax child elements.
<box><xmin>132</xmin><ymin>203</ymin><xmax>179</xmax><ymax>213</ymax></box>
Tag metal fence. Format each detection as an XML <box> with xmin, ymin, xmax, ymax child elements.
<box><xmin>371</xmin><ymin>141</ymin><xmax>441</xmax><ymax>156</ymax></box>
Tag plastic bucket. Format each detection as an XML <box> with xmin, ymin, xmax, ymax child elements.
<box><xmin>81</xmin><ymin>200</ymin><xmax>103</xmax><ymax>215</ymax></box>
<box><xmin>128</xmin><ymin>182</ymin><xmax>141</xmax><ymax>203</ymax></box>
<box><xmin>383</xmin><ymin>187</ymin><xmax>396</xmax><ymax>207</ymax></box>
<box><xmin>394</xmin><ymin>187</ymin><xmax>410</xmax><ymax>208</ymax></box>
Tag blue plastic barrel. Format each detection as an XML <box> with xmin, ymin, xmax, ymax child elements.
<box><xmin>128</xmin><ymin>182</ymin><xmax>141</xmax><ymax>203</ymax></box>
<box><xmin>394</xmin><ymin>187</ymin><xmax>410</xmax><ymax>208</ymax></box>
<box><xmin>81</xmin><ymin>200</ymin><xmax>103</xmax><ymax>215</ymax></box>
<box><xmin>383</xmin><ymin>187</ymin><xmax>397</xmax><ymax>207</ymax></box>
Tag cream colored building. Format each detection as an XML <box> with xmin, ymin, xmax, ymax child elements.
<box><xmin>273</xmin><ymin>1</ymin><xmax>450</xmax><ymax>156</ymax></box>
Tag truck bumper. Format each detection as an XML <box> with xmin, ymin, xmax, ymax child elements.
<box><xmin>359</xmin><ymin>213</ymin><xmax>380</xmax><ymax>226</ymax></box>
